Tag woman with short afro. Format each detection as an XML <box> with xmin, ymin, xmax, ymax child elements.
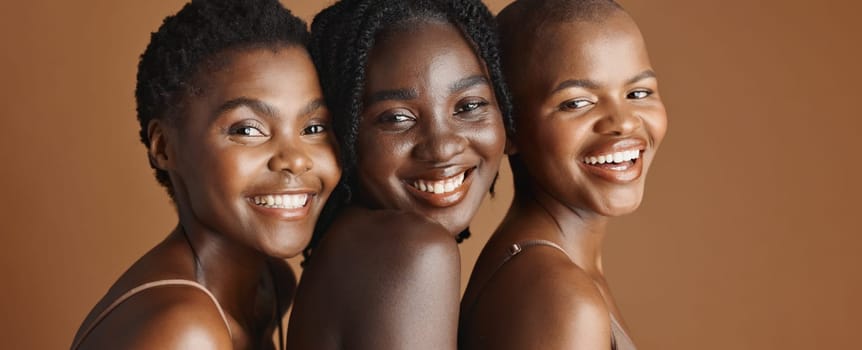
<box><xmin>71</xmin><ymin>0</ymin><xmax>341</xmax><ymax>348</ymax></box>
<box><xmin>287</xmin><ymin>0</ymin><xmax>513</xmax><ymax>349</ymax></box>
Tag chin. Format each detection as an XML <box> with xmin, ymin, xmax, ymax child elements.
<box><xmin>261</xmin><ymin>236</ymin><xmax>310</xmax><ymax>259</ymax></box>
<box><xmin>428</xmin><ymin>213</ymin><xmax>470</xmax><ymax>236</ymax></box>
<box><xmin>592</xmin><ymin>191</ymin><xmax>644</xmax><ymax>217</ymax></box>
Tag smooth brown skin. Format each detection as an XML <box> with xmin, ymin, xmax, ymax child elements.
<box><xmin>287</xmin><ymin>21</ymin><xmax>506</xmax><ymax>350</ymax></box>
<box><xmin>460</xmin><ymin>12</ymin><xmax>667</xmax><ymax>349</ymax></box>
<box><xmin>71</xmin><ymin>46</ymin><xmax>340</xmax><ymax>349</ymax></box>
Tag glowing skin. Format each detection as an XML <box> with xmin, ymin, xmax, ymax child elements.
<box><xmin>73</xmin><ymin>46</ymin><xmax>341</xmax><ymax>349</ymax></box>
<box><xmin>461</xmin><ymin>11</ymin><xmax>667</xmax><ymax>350</ymax></box>
<box><xmin>510</xmin><ymin>14</ymin><xmax>667</xmax><ymax>216</ymax></box>
<box><xmin>164</xmin><ymin>46</ymin><xmax>341</xmax><ymax>258</ymax></box>
<box><xmin>356</xmin><ymin>20</ymin><xmax>506</xmax><ymax>234</ymax></box>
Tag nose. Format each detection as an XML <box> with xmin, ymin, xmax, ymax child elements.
<box><xmin>593</xmin><ymin>101</ymin><xmax>642</xmax><ymax>136</ymax></box>
<box><xmin>411</xmin><ymin>118</ymin><xmax>468</xmax><ymax>163</ymax></box>
<box><xmin>268</xmin><ymin>140</ymin><xmax>313</xmax><ymax>175</ymax></box>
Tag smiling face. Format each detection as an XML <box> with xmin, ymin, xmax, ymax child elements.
<box><xmin>510</xmin><ymin>12</ymin><xmax>667</xmax><ymax>216</ymax></box>
<box><xmin>155</xmin><ymin>46</ymin><xmax>340</xmax><ymax>258</ymax></box>
<box><xmin>355</xmin><ymin>20</ymin><xmax>506</xmax><ymax>234</ymax></box>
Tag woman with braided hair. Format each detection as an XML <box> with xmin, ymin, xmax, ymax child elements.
<box><xmin>287</xmin><ymin>0</ymin><xmax>513</xmax><ymax>348</ymax></box>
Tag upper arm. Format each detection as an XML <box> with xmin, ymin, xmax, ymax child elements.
<box><xmin>77</xmin><ymin>287</ymin><xmax>233</xmax><ymax>350</ymax></box>
<box><xmin>342</xmin><ymin>213</ymin><xmax>461</xmax><ymax>350</ymax></box>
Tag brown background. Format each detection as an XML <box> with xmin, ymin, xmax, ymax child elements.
<box><xmin>1</xmin><ymin>0</ymin><xmax>860</xmax><ymax>349</ymax></box>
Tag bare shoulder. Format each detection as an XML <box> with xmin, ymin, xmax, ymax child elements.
<box><xmin>465</xmin><ymin>250</ymin><xmax>611</xmax><ymax>349</ymax></box>
<box><xmin>324</xmin><ymin>207</ymin><xmax>459</xmax><ymax>268</ymax></box>
<box><xmin>75</xmin><ymin>283</ymin><xmax>233</xmax><ymax>350</ymax></box>
<box><xmin>301</xmin><ymin>207</ymin><xmax>460</xmax><ymax>349</ymax></box>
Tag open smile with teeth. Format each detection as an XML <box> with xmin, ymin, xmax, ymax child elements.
<box><xmin>583</xmin><ymin>149</ymin><xmax>641</xmax><ymax>165</ymax></box>
<box><xmin>410</xmin><ymin>171</ymin><xmax>467</xmax><ymax>194</ymax></box>
<box><xmin>251</xmin><ymin>194</ymin><xmax>309</xmax><ymax>209</ymax></box>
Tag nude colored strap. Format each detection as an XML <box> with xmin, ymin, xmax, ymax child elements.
<box><xmin>71</xmin><ymin>279</ymin><xmax>232</xmax><ymax>350</ymax></box>
<box><xmin>609</xmin><ymin>313</ymin><xmax>637</xmax><ymax>350</ymax></box>
<box><xmin>491</xmin><ymin>239</ymin><xmax>572</xmax><ymax>274</ymax></box>
<box><xmin>462</xmin><ymin>239</ymin><xmax>573</xmax><ymax>325</ymax></box>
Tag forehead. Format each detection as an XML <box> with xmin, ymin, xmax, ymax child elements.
<box><xmin>365</xmin><ymin>21</ymin><xmax>485</xmax><ymax>88</ymax></box>
<box><xmin>201</xmin><ymin>46</ymin><xmax>316</xmax><ymax>94</ymax></box>
<box><xmin>176</xmin><ymin>46</ymin><xmax>320</xmax><ymax>126</ymax></box>
<box><xmin>530</xmin><ymin>14</ymin><xmax>651</xmax><ymax>86</ymax></box>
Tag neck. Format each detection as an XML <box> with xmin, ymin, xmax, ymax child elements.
<box><xmin>506</xmin><ymin>186</ymin><xmax>609</xmax><ymax>276</ymax></box>
<box><xmin>173</xmin><ymin>213</ymin><xmax>270</xmax><ymax>327</ymax></box>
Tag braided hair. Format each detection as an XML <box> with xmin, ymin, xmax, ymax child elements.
<box><xmin>135</xmin><ymin>0</ymin><xmax>309</xmax><ymax>197</ymax></box>
<box><xmin>304</xmin><ymin>0</ymin><xmax>514</xmax><ymax>259</ymax></box>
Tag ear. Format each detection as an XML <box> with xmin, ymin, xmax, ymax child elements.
<box><xmin>504</xmin><ymin>137</ymin><xmax>518</xmax><ymax>155</ymax></box>
<box><xmin>147</xmin><ymin>119</ymin><xmax>174</xmax><ymax>171</ymax></box>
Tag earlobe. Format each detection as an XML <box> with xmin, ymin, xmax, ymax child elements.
<box><xmin>147</xmin><ymin>119</ymin><xmax>173</xmax><ymax>170</ymax></box>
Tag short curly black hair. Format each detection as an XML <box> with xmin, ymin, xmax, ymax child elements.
<box><xmin>303</xmin><ymin>0</ymin><xmax>515</xmax><ymax>259</ymax></box>
<box><xmin>135</xmin><ymin>0</ymin><xmax>309</xmax><ymax>197</ymax></box>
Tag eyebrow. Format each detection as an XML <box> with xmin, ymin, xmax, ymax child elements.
<box><xmin>449</xmin><ymin>75</ymin><xmax>490</xmax><ymax>94</ymax></box>
<box><xmin>551</xmin><ymin>79</ymin><xmax>601</xmax><ymax>94</ymax></box>
<box><xmin>216</xmin><ymin>97</ymin><xmax>325</xmax><ymax>119</ymax></box>
<box><xmin>626</xmin><ymin>70</ymin><xmax>657</xmax><ymax>85</ymax></box>
<box><xmin>367</xmin><ymin>88</ymin><xmax>418</xmax><ymax>104</ymax></box>
<box><xmin>215</xmin><ymin>97</ymin><xmax>278</xmax><ymax>118</ymax></box>
<box><xmin>366</xmin><ymin>75</ymin><xmax>491</xmax><ymax>105</ymax></box>
<box><xmin>550</xmin><ymin>70</ymin><xmax>658</xmax><ymax>94</ymax></box>
<box><xmin>299</xmin><ymin>98</ymin><xmax>325</xmax><ymax>117</ymax></box>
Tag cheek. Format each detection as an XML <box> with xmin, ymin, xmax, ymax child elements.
<box><xmin>311</xmin><ymin>143</ymin><xmax>341</xmax><ymax>191</ymax></box>
<box><xmin>644</xmin><ymin>104</ymin><xmax>668</xmax><ymax>147</ymax></box>
<box><xmin>356</xmin><ymin>131</ymin><xmax>412</xmax><ymax>175</ymax></box>
<box><xmin>203</xmin><ymin>149</ymin><xmax>259</xmax><ymax>193</ymax></box>
<box><xmin>469</xmin><ymin>120</ymin><xmax>507</xmax><ymax>160</ymax></box>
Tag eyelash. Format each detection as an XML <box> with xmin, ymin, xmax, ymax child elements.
<box><xmin>560</xmin><ymin>99</ymin><xmax>594</xmax><ymax>111</ymax></box>
<box><xmin>302</xmin><ymin>123</ymin><xmax>328</xmax><ymax>135</ymax></box>
<box><xmin>454</xmin><ymin>100</ymin><xmax>489</xmax><ymax>115</ymax></box>
<box><xmin>379</xmin><ymin>112</ymin><xmax>415</xmax><ymax>124</ymax></box>
<box><xmin>228</xmin><ymin>120</ymin><xmax>267</xmax><ymax>137</ymax></box>
<box><xmin>627</xmin><ymin>89</ymin><xmax>653</xmax><ymax>99</ymax></box>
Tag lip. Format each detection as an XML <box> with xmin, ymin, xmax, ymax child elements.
<box><xmin>403</xmin><ymin>166</ymin><xmax>475</xmax><ymax>208</ymax></box>
<box><xmin>580</xmin><ymin>138</ymin><xmax>647</xmax><ymax>184</ymax></box>
<box><xmin>246</xmin><ymin>190</ymin><xmax>317</xmax><ymax>221</ymax></box>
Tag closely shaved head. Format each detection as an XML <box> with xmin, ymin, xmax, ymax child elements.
<box><xmin>498</xmin><ymin>0</ymin><xmax>622</xmax><ymax>28</ymax></box>
<box><xmin>496</xmin><ymin>0</ymin><xmax>648</xmax><ymax>192</ymax></box>
<box><xmin>497</xmin><ymin>0</ymin><xmax>627</xmax><ymax>99</ymax></box>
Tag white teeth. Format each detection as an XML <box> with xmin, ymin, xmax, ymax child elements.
<box><xmin>444</xmin><ymin>181</ymin><xmax>455</xmax><ymax>192</ymax></box>
<box><xmin>252</xmin><ymin>194</ymin><xmax>309</xmax><ymax>209</ymax></box>
<box><xmin>584</xmin><ymin>150</ymin><xmax>641</xmax><ymax>165</ymax></box>
<box><xmin>412</xmin><ymin>171</ymin><xmax>466</xmax><ymax>194</ymax></box>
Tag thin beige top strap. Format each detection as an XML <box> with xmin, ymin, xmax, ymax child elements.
<box><xmin>71</xmin><ymin>279</ymin><xmax>232</xmax><ymax>350</ymax></box>
<box><xmin>609</xmin><ymin>313</ymin><xmax>637</xmax><ymax>350</ymax></box>
<box><xmin>463</xmin><ymin>239</ymin><xmax>572</xmax><ymax>324</ymax></box>
<box><xmin>491</xmin><ymin>239</ymin><xmax>572</xmax><ymax>274</ymax></box>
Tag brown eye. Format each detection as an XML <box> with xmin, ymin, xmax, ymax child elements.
<box><xmin>454</xmin><ymin>100</ymin><xmax>488</xmax><ymax>115</ymax></box>
<box><xmin>380</xmin><ymin>113</ymin><xmax>415</xmax><ymax>123</ymax></box>
<box><xmin>229</xmin><ymin>123</ymin><xmax>266</xmax><ymax>137</ymax></box>
<box><xmin>302</xmin><ymin>124</ymin><xmax>327</xmax><ymax>135</ymax></box>
<box><xmin>560</xmin><ymin>99</ymin><xmax>594</xmax><ymax>111</ymax></box>
<box><xmin>375</xmin><ymin>110</ymin><xmax>417</xmax><ymax>132</ymax></box>
<box><xmin>627</xmin><ymin>90</ymin><xmax>652</xmax><ymax>99</ymax></box>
